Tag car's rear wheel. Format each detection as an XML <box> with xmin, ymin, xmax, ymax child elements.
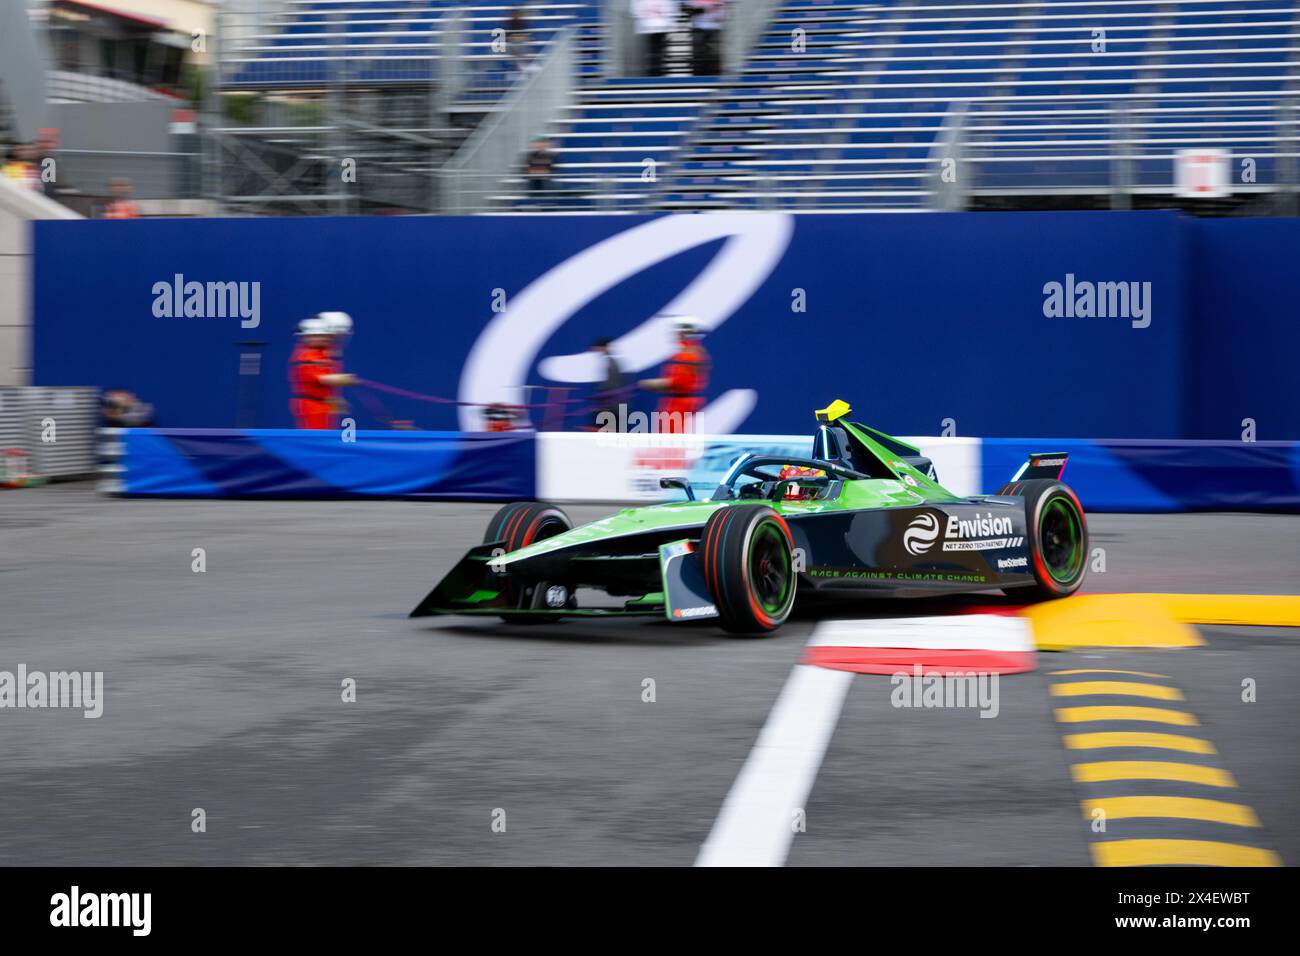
<box><xmin>483</xmin><ymin>502</ymin><xmax>572</xmax><ymax>623</ymax></box>
<box><xmin>699</xmin><ymin>505</ymin><xmax>797</xmax><ymax>634</ymax></box>
<box><xmin>997</xmin><ymin>479</ymin><xmax>1087</xmax><ymax>601</ymax></box>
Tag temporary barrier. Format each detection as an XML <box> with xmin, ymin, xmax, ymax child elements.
<box><xmin>106</xmin><ymin>426</ymin><xmax>1297</xmax><ymax>511</ymax></box>
<box><xmin>114</xmin><ymin>428</ymin><xmax>535</xmax><ymax>500</ymax></box>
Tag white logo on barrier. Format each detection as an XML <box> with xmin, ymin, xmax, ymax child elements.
<box><xmin>457</xmin><ymin>214</ymin><xmax>795</xmax><ymax>432</ymax></box>
<box><xmin>903</xmin><ymin>513</ymin><xmax>941</xmax><ymax>556</ymax></box>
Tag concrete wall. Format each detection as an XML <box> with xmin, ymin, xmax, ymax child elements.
<box><xmin>0</xmin><ymin>178</ymin><xmax>79</xmax><ymax>387</ymax></box>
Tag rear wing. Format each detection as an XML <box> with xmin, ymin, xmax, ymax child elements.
<box><xmin>1012</xmin><ymin>453</ymin><xmax>1069</xmax><ymax>482</ymax></box>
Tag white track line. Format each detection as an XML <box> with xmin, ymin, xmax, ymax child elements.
<box><xmin>695</xmin><ymin>664</ymin><xmax>854</xmax><ymax>867</ymax></box>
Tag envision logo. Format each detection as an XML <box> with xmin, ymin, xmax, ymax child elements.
<box><xmin>903</xmin><ymin>513</ymin><xmax>941</xmax><ymax>556</ymax></box>
<box><xmin>1042</xmin><ymin>273</ymin><xmax>1151</xmax><ymax>329</ymax></box>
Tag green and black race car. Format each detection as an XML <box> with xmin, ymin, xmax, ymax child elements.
<box><xmin>411</xmin><ymin>400</ymin><xmax>1088</xmax><ymax>634</ymax></box>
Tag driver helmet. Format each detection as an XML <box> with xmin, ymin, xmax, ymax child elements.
<box><xmin>779</xmin><ymin>464</ymin><xmax>826</xmax><ymax>500</ymax></box>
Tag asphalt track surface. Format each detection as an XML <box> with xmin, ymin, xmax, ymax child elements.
<box><xmin>1</xmin><ymin>486</ymin><xmax>1297</xmax><ymax>866</ymax></box>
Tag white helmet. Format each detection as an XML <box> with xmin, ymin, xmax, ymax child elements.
<box><xmin>317</xmin><ymin>311</ymin><xmax>353</xmax><ymax>338</ymax></box>
<box><xmin>297</xmin><ymin>316</ymin><xmax>326</xmax><ymax>337</ymax></box>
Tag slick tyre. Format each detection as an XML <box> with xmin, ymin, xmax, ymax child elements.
<box><xmin>483</xmin><ymin>501</ymin><xmax>571</xmax><ymax>551</ymax></box>
<box><xmin>699</xmin><ymin>505</ymin><xmax>797</xmax><ymax>634</ymax></box>
<box><xmin>997</xmin><ymin>479</ymin><xmax>1087</xmax><ymax>601</ymax></box>
<box><xmin>483</xmin><ymin>502</ymin><xmax>572</xmax><ymax>623</ymax></box>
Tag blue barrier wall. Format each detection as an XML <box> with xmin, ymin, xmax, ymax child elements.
<box><xmin>34</xmin><ymin>210</ymin><xmax>1211</xmax><ymax>438</ymax></box>
<box><xmin>119</xmin><ymin>429</ymin><xmax>535</xmax><ymax>499</ymax></box>
<box><xmin>981</xmin><ymin>438</ymin><xmax>1300</xmax><ymax>513</ymax></box>
<box><xmin>31</xmin><ymin>212</ymin><xmax>1300</xmax><ymax>440</ymax></box>
<box><xmin>1185</xmin><ymin>218</ymin><xmax>1300</xmax><ymax>443</ymax></box>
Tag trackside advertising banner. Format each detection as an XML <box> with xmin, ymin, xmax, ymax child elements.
<box><xmin>34</xmin><ymin>210</ymin><xmax>1250</xmax><ymax>440</ymax></box>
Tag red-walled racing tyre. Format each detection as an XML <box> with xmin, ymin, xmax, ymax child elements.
<box><xmin>997</xmin><ymin>479</ymin><xmax>1088</xmax><ymax>601</ymax></box>
<box><xmin>483</xmin><ymin>502</ymin><xmax>573</xmax><ymax>623</ymax></box>
<box><xmin>699</xmin><ymin>505</ymin><xmax>797</xmax><ymax>634</ymax></box>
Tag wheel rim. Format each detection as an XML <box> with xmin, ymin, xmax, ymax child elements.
<box><xmin>1040</xmin><ymin>497</ymin><xmax>1083</xmax><ymax>584</ymax></box>
<box><xmin>749</xmin><ymin>522</ymin><xmax>792</xmax><ymax>616</ymax></box>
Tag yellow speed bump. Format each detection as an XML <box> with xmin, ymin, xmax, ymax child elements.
<box><xmin>1083</xmin><ymin>797</ymin><xmax>1260</xmax><ymax>827</ymax></box>
<box><xmin>1050</xmin><ymin>669</ymin><xmax>1170</xmax><ymax>678</ymax></box>
<box><xmin>1024</xmin><ymin>594</ymin><xmax>1203</xmax><ymax>650</ymax></box>
<box><xmin>1054</xmin><ymin>705</ymin><xmax>1199</xmax><ymax>726</ymax></box>
<box><xmin>1154</xmin><ymin>593</ymin><xmax>1300</xmax><ymax>627</ymax></box>
<box><xmin>1071</xmin><ymin>761</ymin><xmax>1236</xmax><ymax>787</ymax></box>
<box><xmin>1092</xmin><ymin>839</ymin><xmax>1280</xmax><ymax>867</ymax></box>
<box><xmin>1051</xmin><ymin>681</ymin><xmax>1184</xmax><ymax>701</ymax></box>
<box><xmin>1063</xmin><ymin>732</ymin><xmax>1216</xmax><ymax>754</ymax></box>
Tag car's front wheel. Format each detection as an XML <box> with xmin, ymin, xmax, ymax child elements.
<box><xmin>482</xmin><ymin>502</ymin><xmax>572</xmax><ymax>623</ymax></box>
<box><xmin>699</xmin><ymin>505</ymin><xmax>797</xmax><ymax>634</ymax></box>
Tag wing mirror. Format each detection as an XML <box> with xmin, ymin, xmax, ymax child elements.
<box><xmin>659</xmin><ymin>476</ymin><xmax>695</xmax><ymax>501</ymax></box>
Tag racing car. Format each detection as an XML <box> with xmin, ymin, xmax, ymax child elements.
<box><xmin>411</xmin><ymin>400</ymin><xmax>1088</xmax><ymax>634</ymax></box>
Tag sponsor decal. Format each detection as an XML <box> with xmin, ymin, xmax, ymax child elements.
<box><xmin>1032</xmin><ymin>456</ymin><xmax>1066</xmax><ymax>468</ymax></box>
<box><xmin>904</xmin><ymin>511</ymin><xmax>1024</xmax><ymax>556</ymax></box>
<box><xmin>997</xmin><ymin>556</ymin><xmax>1029</xmax><ymax>570</ymax></box>
<box><xmin>810</xmin><ymin>568</ymin><xmax>988</xmax><ymax>584</ymax></box>
<box><xmin>942</xmin><ymin>512</ymin><xmax>1023</xmax><ymax>552</ymax></box>
<box><xmin>901</xmin><ymin>474</ymin><xmax>919</xmax><ymax>488</ymax></box>
<box><xmin>661</xmin><ymin>540</ymin><xmax>694</xmax><ymax>560</ymax></box>
<box><xmin>672</xmin><ymin>604</ymin><xmax>718</xmax><ymax>619</ymax></box>
<box><xmin>903</xmin><ymin>513</ymin><xmax>941</xmax><ymax>555</ymax></box>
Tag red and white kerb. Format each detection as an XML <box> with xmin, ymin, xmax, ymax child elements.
<box><xmin>803</xmin><ymin>614</ymin><xmax>1037</xmax><ymax>675</ymax></box>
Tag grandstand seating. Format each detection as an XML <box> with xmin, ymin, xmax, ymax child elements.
<box><xmin>219</xmin><ymin>1</ymin><xmax>1300</xmax><ymax>212</ymax></box>
<box><xmin>224</xmin><ymin>1</ymin><xmax>602</xmax><ymax>99</ymax></box>
<box><xmin>658</xmin><ymin>0</ymin><xmax>1300</xmax><ymax>210</ymax></box>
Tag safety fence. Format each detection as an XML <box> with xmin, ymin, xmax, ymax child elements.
<box><xmin>102</xmin><ymin>429</ymin><xmax>1300</xmax><ymax>512</ymax></box>
<box><xmin>0</xmin><ymin>386</ymin><xmax>98</xmax><ymax>486</ymax></box>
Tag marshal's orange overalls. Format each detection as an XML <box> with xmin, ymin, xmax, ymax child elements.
<box><xmin>656</xmin><ymin>340</ymin><xmax>710</xmax><ymax>433</ymax></box>
<box><xmin>289</xmin><ymin>342</ymin><xmax>339</xmax><ymax>429</ymax></box>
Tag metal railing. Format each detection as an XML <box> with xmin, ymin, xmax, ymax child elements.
<box><xmin>603</xmin><ymin>0</ymin><xmax>635</xmax><ymax>78</ymax></box>
<box><xmin>441</xmin><ymin>26</ymin><xmax>577</xmax><ymax>214</ymax></box>
<box><xmin>722</xmin><ymin>0</ymin><xmax>784</xmax><ymax>75</ymax></box>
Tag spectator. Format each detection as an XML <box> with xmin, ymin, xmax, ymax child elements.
<box><xmin>525</xmin><ymin>138</ymin><xmax>557</xmax><ymax>203</ymax></box>
<box><xmin>101</xmin><ymin>390</ymin><xmax>155</xmax><ymax>428</ymax></box>
<box><xmin>2</xmin><ymin>143</ymin><xmax>40</xmax><ymax>192</ymax></box>
<box><xmin>632</xmin><ymin>0</ymin><xmax>679</xmax><ymax>77</ymax></box>
<box><xmin>589</xmin><ymin>337</ymin><xmax>626</xmax><ymax>425</ymax></box>
<box><xmin>102</xmin><ymin>177</ymin><xmax>141</xmax><ymax>219</ymax></box>
<box><xmin>687</xmin><ymin>0</ymin><xmax>725</xmax><ymax>76</ymax></box>
<box><xmin>505</xmin><ymin>5</ymin><xmax>532</xmax><ymax>75</ymax></box>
